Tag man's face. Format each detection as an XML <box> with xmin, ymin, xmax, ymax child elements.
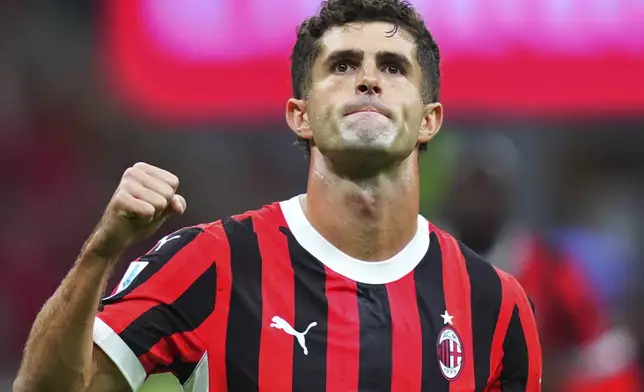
<box><xmin>299</xmin><ymin>22</ymin><xmax>435</xmax><ymax>162</ymax></box>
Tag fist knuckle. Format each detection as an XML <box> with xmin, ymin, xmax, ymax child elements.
<box><xmin>162</xmin><ymin>186</ymin><xmax>176</xmax><ymax>200</ymax></box>
<box><xmin>157</xmin><ymin>197</ymin><xmax>169</xmax><ymax>210</ymax></box>
<box><xmin>111</xmin><ymin>190</ymin><xmax>126</xmax><ymax>206</ymax></box>
<box><xmin>120</xmin><ymin>180</ymin><xmax>137</xmax><ymax>194</ymax></box>
<box><xmin>169</xmin><ymin>175</ymin><xmax>180</xmax><ymax>189</ymax></box>
<box><xmin>142</xmin><ymin>206</ymin><xmax>155</xmax><ymax>218</ymax></box>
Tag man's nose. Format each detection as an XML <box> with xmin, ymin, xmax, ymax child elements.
<box><xmin>355</xmin><ymin>65</ymin><xmax>382</xmax><ymax>96</ymax></box>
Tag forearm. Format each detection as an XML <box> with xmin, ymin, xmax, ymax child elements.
<box><xmin>14</xmin><ymin>161</ymin><xmax>186</xmax><ymax>392</ymax></box>
<box><xmin>13</xmin><ymin>244</ymin><xmax>120</xmax><ymax>392</ymax></box>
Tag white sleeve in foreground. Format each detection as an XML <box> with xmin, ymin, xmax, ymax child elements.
<box><xmin>93</xmin><ymin>316</ymin><xmax>147</xmax><ymax>391</ymax></box>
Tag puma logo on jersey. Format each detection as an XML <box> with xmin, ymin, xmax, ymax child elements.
<box><xmin>270</xmin><ymin>316</ymin><xmax>317</xmax><ymax>355</ymax></box>
<box><xmin>154</xmin><ymin>235</ymin><xmax>181</xmax><ymax>252</ymax></box>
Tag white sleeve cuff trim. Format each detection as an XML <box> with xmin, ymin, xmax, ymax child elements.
<box><xmin>93</xmin><ymin>317</ymin><xmax>147</xmax><ymax>391</ymax></box>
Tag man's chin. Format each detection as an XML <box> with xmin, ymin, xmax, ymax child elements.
<box><xmin>320</xmin><ymin>143</ymin><xmax>414</xmax><ymax>165</ymax></box>
<box><xmin>322</xmin><ymin>141</ymin><xmax>395</xmax><ymax>155</ymax></box>
<box><xmin>339</xmin><ymin>131</ymin><xmax>398</xmax><ymax>149</ymax></box>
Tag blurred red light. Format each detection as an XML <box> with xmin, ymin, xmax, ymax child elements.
<box><xmin>102</xmin><ymin>0</ymin><xmax>644</xmax><ymax>123</ymax></box>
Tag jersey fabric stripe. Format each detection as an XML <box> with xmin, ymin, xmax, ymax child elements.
<box><xmin>166</xmin><ymin>357</ymin><xmax>201</xmax><ymax>384</ymax></box>
<box><xmin>257</xmin><ymin>207</ymin><xmax>295</xmax><ymax>391</ymax></box>
<box><xmin>386</xmin><ymin>271</ymin><xmax>423</xmax><ymax>392</ymax></box>
<box><xmin>103</xmin><ymin>227</ymin><xmax>204</xmax><ymax>304</ymax></box>
<box><xmin>324</xmin><ymin>266</ymin><xmax>360</xmax><ymax>392</ymax></box>
<box><xmin>224</xmin><ymin>216</ymin><xmax>264</xmax><ymax>391</ymax></box>
<box><xmin>96</xmin><ymin>226</ymin><xmax>214</xmax><ymax>385</ymax></box>
<box><xmin>495</xmin><ymin>268</ymin><xmax>543</xmax><ymax>391</ymax></box>
<box><xmin>460</xmin><ymin>244</ymin><xmax>503</xmax><ymax>391</ymax></box>
<box><xmin>415</xmin><ymin>231</ymin><xmax>449</xmax><ymax>392</ymax></box>
<box><xmin>357</xmin><ymin>282</ymin><xmax>392</xmax><ymax>392</ymax></box>
<box><xmin>132</xmin><ymin>298</ymin><xmax>214</xmax><ymax>382</ymax></box>
<box><xmin>144</xmin><ymin>353</ymin><xmax>200</xmax><ymax>385</ymax></box>
<box><xmin>100</xmin><ymin>227</ymin><xmax>207</xmax><ymax>332</ymax></box>
<box><xmin>140</xmin><ymin>325</ymin><xmax>213</xmax><ymax>384</ymax></box>
<box><xmin>201</xmin><ymin>221</ymin><xmax>232</xmax><ymax>392</ymax></box>
<box><xmin>433</xmin><ymin>228</ymin><xmax>476</xmax><ymax>391</ymax></box>
<box><xmin>284</xmin><ymin>228</ymin><xmax>329</xmax><ymax>392</ymax></box>
<box><xmin>500</xmin><ymin>306</ymin><xmax>528</xmax><ymax>390</ymax></box>
<box><xmin>514</xmin><ymin>277</ymin><xmax>542</xmax><ymax>391</ymax></box>
<box><xmin>488</xmin><ymin>267</ymin><xmax>517</xmax><ymax>386</ymax></box>
<box><xmin>119</xmin><ymin>262</ymin><xmax>216</xmax><ymax>359</ymax></box>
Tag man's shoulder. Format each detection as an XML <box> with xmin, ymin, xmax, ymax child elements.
<box><xmin>424</xmin><ymin>222</ymin><xmax>495</xmax><ymax>273</ymax></box>
<box><xmin>134</xmin><ymin>201</ymin><xmax>286</xmax><ymax>274</ymax></box>
<box><xmin>459</xmin><ymin>242</ymin><xmax>530</xmax><ymax>307</ymax></box>
<box><xmin>426</xmin><ymin>223</ymin><xmax>524</xmax><ymax>304</ymax></box>
<box><xmin>191</xmin><ymin>199</ymin><xmax>288</xmax><ymax>243</ymax></box>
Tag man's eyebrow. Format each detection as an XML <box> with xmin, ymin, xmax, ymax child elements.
<box><xmin>322</xmin><ymin>49</ymin><xmax>364</xmax><ymax>66</ymax></box>
<box><xmin>376</xmin><ymin>51</ymin><xmax>413</xmax><ymax>70</ymax></box>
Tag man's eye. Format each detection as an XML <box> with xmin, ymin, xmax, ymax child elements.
<box><xmin>384</xmin><ymin>64</ymin><xmax>403</xmax><ymax>75</ymax></box>
<box><xmin>333</xmin><ymin>63</ymin><xmax>354</xmax><ymax>73</ymax></box>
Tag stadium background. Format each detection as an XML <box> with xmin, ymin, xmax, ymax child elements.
<box><xmin>0</xmin><ymin>1</ymin><xmax>643</xmax><ymax>391</ymax></box>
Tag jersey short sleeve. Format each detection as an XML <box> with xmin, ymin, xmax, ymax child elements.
<box><xmin>93</xmin><ymin>226</ymin><xmax>218</xmax><ymax>391</ymax></box>
<box><xmin>498</xmin><ymin>273</ymin><xmax>543</xmax><ymax>391</ymax></box>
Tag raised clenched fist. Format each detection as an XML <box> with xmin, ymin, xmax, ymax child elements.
<box><xmin>85</xmin><ymin>162</ymin><xmax>187</xmax><ymax>259</ymax></box>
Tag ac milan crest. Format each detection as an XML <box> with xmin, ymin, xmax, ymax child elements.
<box><xmin>437</xmin><ymin>327</ymin><xmax>464</xmax><ymax>380</ymax></box>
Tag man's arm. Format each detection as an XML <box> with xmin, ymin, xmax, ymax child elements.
<box><xmin>13</xmin><ymin>249</ymin><xmax>130</xmax><ymax>392</ymax></box>
<box><xmin>13</xmin><ymin>162</ymin><xmax>186</xmax><ymax>392</ymax></box>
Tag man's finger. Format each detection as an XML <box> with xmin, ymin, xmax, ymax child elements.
<box><xmin>135</xmin><ymin>163</ymin><xmax>180</xmax><ymax>191</ymax></box>
<box><xmin>169</xmin><ymin>194</ymin><xmax>187</xmax><ymax>215</ymax></box>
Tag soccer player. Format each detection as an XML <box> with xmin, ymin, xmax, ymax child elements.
<box><xmin>13</xmin><ymin>1</ymin><xmax>542</xmax><ymax>391</ymax></box>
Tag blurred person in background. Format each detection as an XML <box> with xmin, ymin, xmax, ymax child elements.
<box><xmin>441</xmin><ymin>132</ymin><xmax>641</xmax><ymax>392</ymax></box>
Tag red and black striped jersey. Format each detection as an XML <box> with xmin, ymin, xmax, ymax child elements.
<box><xmin>93</xmin><ymin>195</ymin><xmax>542</xmax><ymax>392</ymax></box>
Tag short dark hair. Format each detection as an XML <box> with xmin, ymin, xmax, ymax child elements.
<box><xmin>290</xmin><ymin>0</ymin><xmax>441</xmax><ymax>154</ymax></box>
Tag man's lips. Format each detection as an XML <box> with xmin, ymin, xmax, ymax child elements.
<box><xmin>343</xmin><ymin>103</ymin><xmax>392</xmax><ymax>118</ymax></box>
<box><xmin>347</xmin><ymin>107</ymin><xmax>386</xmax><ymax>116</ymax></box>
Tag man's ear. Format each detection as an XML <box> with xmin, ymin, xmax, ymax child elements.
<box><xmin>418</xmin><ymin>102</ymin><xmax>443</xmax><ymax>144</ymax></box>
<box><xmin>286</xmin><ymin>98</ymin><xmax>313</xmax><ymax>141</ymax></box>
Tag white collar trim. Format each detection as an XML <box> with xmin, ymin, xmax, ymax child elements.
<box><xmin>279</xmin><ymin>195</ymin><xmax>430</xmax><ymax>284</ymax></box>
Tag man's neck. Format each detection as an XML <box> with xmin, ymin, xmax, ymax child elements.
<box><xmin>302</xmin><ymin>150</ymin><xmax>421</xmax><ymax>262</ymax></box>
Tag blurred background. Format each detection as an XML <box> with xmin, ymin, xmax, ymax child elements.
<box><xmin>1</xmin><ymin>1</ymin><xmax>643</xmax><ymax>391</ymax></box>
